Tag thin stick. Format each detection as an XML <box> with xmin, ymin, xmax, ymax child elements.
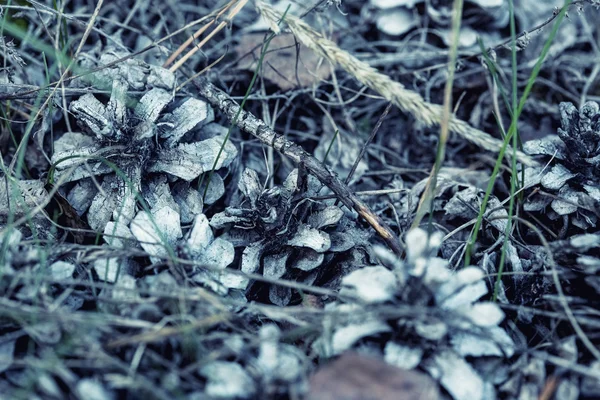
<box><xmin>345</xmin><ymin>102</ymin><xmax>392</xmax><ymax>185</ymax></box>
<box><xmin>193</xmin><ymin>77</ymin><xmax>404</xmax><ymax>257</ymax></box>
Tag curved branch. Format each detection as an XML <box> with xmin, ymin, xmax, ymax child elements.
<box><xmin>194</xmin><ymin>77</ymin><xmax>404</xmax><ymax>257</ymax></box>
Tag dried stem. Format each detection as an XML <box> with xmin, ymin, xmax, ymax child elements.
<box><xmin>256</xmin><ymin>1</ymin><xmax>536</xmax><ymax>166</ymax></box>
<box><xmin>193</xmin><ymin>77</ymin><xmax>404</xmax><ymax>257</ymax></box>
<box><xmin>162</xmin><ymin>0</ymin><xmax>234</xmax><ymax>68</ymax></box>
<box><xmin>168</xmin><ymin>0</ymin><xmax>249</xmax><ymax>72</ymax></box>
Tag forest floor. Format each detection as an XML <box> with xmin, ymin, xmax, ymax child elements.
<box><xmin>1</xmin><ymin>0</ymin><xmax>600</xmax><ymax>399</ymax></box>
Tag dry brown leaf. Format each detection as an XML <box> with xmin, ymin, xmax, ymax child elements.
<box><xmin>308</xmin><ymin>352</ymin><xmax>440</xmax><ymax>400</ymax></box>
<box><xmin>235</xmin><ymin>33</ymin><xmax>331</xmax><ymax>90</ymax></box>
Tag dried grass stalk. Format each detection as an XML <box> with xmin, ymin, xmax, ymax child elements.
<box><xmin>256</xmin><ymin>2</ymin><xmax>536</xmax><ymax>166</ymax></box>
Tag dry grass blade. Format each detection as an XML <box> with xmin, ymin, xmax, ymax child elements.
<box><xmin>162</xmin><ymin>0</ymin><xmax>235</xmax><ymax>68</ymax></box>
<box><xmin>411</xmin><ymin>0</ymin><xmax>464</xmax><ymax>229</ymax></box>
<box><xmin>107</xmin><ymin>314</ymin><xmax>231</xmax><ymax>348</ymax></box>
<box><xmin>256</xmin><ymin>2</ymin><xmax>536</xmax><ymax>166</ymax></box>
<box><xmin>167</xmin><ymin>0</ymin><xmax>249</xmax><ymax>72</ymax></box>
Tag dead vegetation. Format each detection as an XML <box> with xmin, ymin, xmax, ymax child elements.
<box><xmin>1</xmin><ymin>0</ymin><xmax>600</xmax><ymax>399</ymax></box>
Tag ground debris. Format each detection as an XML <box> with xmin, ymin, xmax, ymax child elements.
<box><xmin>2</xmin><ymin>1</ymin><xmax>600</xmax><ymax>398</ymax></box>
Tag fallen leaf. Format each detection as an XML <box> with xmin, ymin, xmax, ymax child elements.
<box><xmin>308</xmin><ymin>352</ymin><xmax>440</xmax><ymax>400</ymax></box>
<box><xmin>235</xmin><ymin>33</ymin><xmax>331</xmax><ymax>90</ymax></box>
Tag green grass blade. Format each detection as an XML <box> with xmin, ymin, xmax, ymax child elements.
<box><xmin>493</xmin><ymin>0</ymin><xmax>519</xmax><ymax>301</ymax></box>
<box><xmin>464</xmin><ymin>0</ymin><xmax>573</xmax><ymax>267</ymax></box>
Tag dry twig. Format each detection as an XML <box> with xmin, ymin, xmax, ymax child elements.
<box><xmin>193</xmin><ymin>77</ymin><xmax>404</xmax><ymax>257</ymax></box>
